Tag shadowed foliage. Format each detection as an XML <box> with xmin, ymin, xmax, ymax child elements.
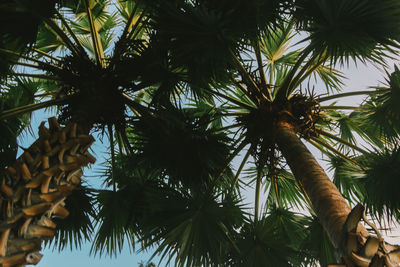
<box><xmin>1</xmin><ymin>0</ymin><xmax>400</xmax><ymax>266</ymax></box>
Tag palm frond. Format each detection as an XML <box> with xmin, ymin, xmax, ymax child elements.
<box><xmin>243</xmin><ymin>165</ymin><xmax>307</xmax><ymax>210</ymax></box>
<box><xmin>141</xmin><ymin>189</ymin><xmax>245</xmax><ymax>267</ymax></box>
<box><xmin>127</xmin><ymin>106</ymin><xmax>233</xmax><ymax>189</ymax></box>
<box><xmin>228</xmin><ymin>216</ymin><xmax>300</xmax><ymax>267</ymax></box>
<box><xmin>0</xmin><ymin>0</ymin><xmax>58</xmax><ymax>48</ymax></box>
<box><xmin>47</xmin><ymin>185</ymin><xmax>96</xmax><ymax>251</ymax></box>
<box><xmin>294</xmin><ymin>0</ymin><xmax>400</xmax><ymax>64</ymax></box>
<box><xmin>327</xmin><ymin>153</ymin><xmax>366</xmax><ymax>205</ymax></box>
<box><xmin>91</xmin><ymin>189</ymin><xmax>136</xmax><ymax>257</ymax></box>
<box><xmin>360</xmin><ymin>147</ymin><xmax>400</xmax><ymax>220</ymax></box>
<box><xmin>357</xmin><ymin>66</ymin><xmax>400</xmax><ymax>143</ymax></box>
<box><xmin>0</xmin><ymin>78</ymin><xmax>40</xmax><ymax>172</ymax></box>
<box><xmin>300</xmin><ymin>216</ymin><xmax>337</xmax><ymax>267</ymax></box>
<box><xmin>147</xmin><ymin>1</ymin><xmax>248</xmax><ymax>87</ymax></box>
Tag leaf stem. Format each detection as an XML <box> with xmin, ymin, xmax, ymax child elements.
<box><xmin>214</xmin><ymin>137</ymin><xmax>248</xmax><ymax>187</ymax></box>
<box><xmin>230</xmin><ymin>50</ymin><xmax>262</xmax><ymax>100</ymax></box>
<box><xmin>127</xmin><ymin>8</ymin><xmax>147</xmax><ymax>40</ymax></box>
<box><xmin>32</xmin><ymin>48</ymin><xmax>61</xmax><ymax>62</ymax></box>
<box><xmin>108</xmin><ymin>124</ymin><xmax>116</xmax><ymax>192</ymax></box>
<box><xmin>255</xmin><ymin>168</ymin><xmax>262</xmax><ymax>222</ymax></box>
<box><xmin>231</xmin><ymin>146</ymin><xmax>252</xmax><ymax>190</ymax></box>
<box><xmin>291</xmin><ymin>54</ymin><xmax>326</xmax><ymax>90</ymax></box>
<box><xmin>308</xmin><ymin>137</ymin><xmax>359</xmax><ymax>166</ymax></box>
<box><xmin>207</xmin><ymin>88</ymin><xmax>256</xmax><ymax>110</ymax></box>
<box><xmin>8</xmin><ymin>73</ymin><xmax>60</xmax><ymax>81</ymax></box>
<box><xmin>317</xmin><ymin>91</ymin><xmax>377</xmax><ymax>102</ymax></box>
<box><xmin>320</xmin><ymin>106</ymin><xmax>366</xmax><ymax>110</ymax></box>
<box><xmin>8</xmin><ymin>61</ymin><xmax>50</xmax><ymax>70</ymax></box>
<box><xmin>275</xmin><ymin>45</ymin><xmax>313</xmax><ymax>100</ymax></box>
<box><xmin>43</xmin><ymin>18</ymin><xmax>80</xmax><ymax>55</ymax></box>
<box><xmin>0</xmin><ymin>98</ymin><xmax>68</xmax><ymax>120</ymax></box>
<box><xmin>85</xmin><ymin>0</ymin><xmax>105</xmax><ymax>67</ymax></box>
<box><xmin>122</xmin><ymin>93</ymin><xmax>152</xmax><ymax>116</ymax></box>
<box><xmin>316</xmin><ymin>128</ymin><xmax>368</xmax><ymax>154</ymax></box>
<box><xmin>55</xmin><ymin>9</ymin><xmax>86</xmax><ymax>54</ymax></box>
<box><xmin>254</xmin><ymin>40</ymin><xmax>272</xmax><ymax>101</ymax></box>
<box><xmin>0</xmin><ymin>48</ymin><xmax>57</xmax><ymax>67</ymax></box>
<box><xmin>122</xmin><ymin>2</ymin><xmax>140</xmax><ymax>38</ymax></box>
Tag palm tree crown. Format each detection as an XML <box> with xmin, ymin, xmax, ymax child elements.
<box><xmin>1</xmin><ymin>0</ymin><xmax>400</xmax><ymax>266</ymax></box>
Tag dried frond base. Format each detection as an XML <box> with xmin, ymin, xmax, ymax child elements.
<box><xmin>340</xmin><ymin>204</ymin><xmax>400</xmax><ymax>267</ymax></box>
<box><xmin>0</xmin><ymin>117</ymin><xmax>95</xmax><ymax>266</ymax></box>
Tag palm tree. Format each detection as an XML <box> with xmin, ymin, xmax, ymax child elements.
<box><xmin>0</xmin><ymin>0</ymin><xmax>164</xmax><ymax>265</ymax></box>
<box><xmin>105</xmin><ymin>1</ymin><xmax>400</xmax><ymax>266</ymax></box>
<box><xmin>2</xmin><ymin>0</ymin><xmax>400</xmax><ymax>266</ymax></box>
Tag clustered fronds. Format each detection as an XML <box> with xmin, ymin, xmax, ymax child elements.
<box><xmin>2</xmin><ymin>0</ymin><xmax>400</xmax><ymax>266</ymax></box>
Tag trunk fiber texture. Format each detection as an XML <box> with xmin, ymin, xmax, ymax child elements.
<box><xmin>275</xmin><ymin>121</ymin><xmax>353</xmax><ymax>249</ymax></box>
<box><xmin>0</xmin><ymin>118</ymin><xmax>95</xmax><ymax>266</ymax></box>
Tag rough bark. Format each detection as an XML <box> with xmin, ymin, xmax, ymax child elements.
<box><xmin>275</xmin><ymin>122</ymin><xmax>400</xmax><ymax>266</ymax></box>
<box><xmin>0</xmin><ymin>118</ymin><xmax>95</xmax><ymax>266</ymax></box>
<box><xmin>275</xmin><ymin>121</ymin><xmax>353</xmax><ymax>249</ymax></box>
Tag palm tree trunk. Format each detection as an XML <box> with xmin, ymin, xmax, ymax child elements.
<box><xmin>0</xmin><ymin>117</ymin><xmax>95</xmax><ymax>266</ymax></box>
<box><xmin>275</xmin><ymin>121</ymin><xmax>355</xmax><ymax>249</ymax></box>
<box><xmin>275</xmin><ymin>122</ymin><xmax>400</xmax><ymax>267</ymax></box>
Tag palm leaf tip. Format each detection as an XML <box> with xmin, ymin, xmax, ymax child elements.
<box><xmin>228</xmin><ymin>216</ymin><xmax>300</xmax><ymax>267</ymax></box>
<box><xmin>48</xmin><ymin>185</ymin><xmax>96</xmax><ymax>251</ymax></box>
<box><xmin>361</xmin><ymin>66</ymin><xmax>400</xmax><ymax>141</ymax></box>
<box><xmin>328</xmin><ymin>154</ymin><xmax>366</xmax><ymax>205</ymax></box>
<box><xmin>128</xmin><ymin>107</ymin><xmax>233</xmax><ymax>189</ymax></box>
<box><xmin>361</xmin><ymin>148</ymin><xmax>400</xmax><ymax>219</ymax></box>
<box><xmin>139</xmin><ymin>190</ymin><xmax>245</xmax><ymax>267</ymax></box>
<box><xmin>92</xmin><ymin>189</ymin><xmax>136</xmax><ymax>257</ymax></box>
<box><xmin>294</xmin><ymin>0</ymin><xmax>400</xmax><ymax>63</ymax></box>
<box><xmin>300</xmin><ymin>216</ymin><xmax>337</xmax><ymax>267</ymax></box>
<box><xmin>0</xmin><ymin>0</ymin><xmax>58</xmax><ymax>47</ymax></box>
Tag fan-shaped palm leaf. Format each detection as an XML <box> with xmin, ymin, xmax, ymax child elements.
<box><xmin>360</xmin><ymin>147</ymin><xmax>400</xmax><ymax>220</ymax></box>
<box><xmin>228</xmin><ymin>217</ymin><xmax>297</xmax><ymax>267</ymax></box>
<box><xmin>358</xmin><ymin>66</ymin><xmax>400</xmax><ymax>143</ymax></box>
<box><xmin>0</xmin><ymin>78</ymin><xmax>38</xmax><ymax>172</ymax></box>
<box><xmin>328</xmin><ymin>153</ymin><xmax>366</xmax><ymax>205</ymax></box>
<box><xmin>294</xmin><ymin>0</ymin><xmax>400</xmax><ymax>63</ymax></box>
<box><xmin>300</xmin><ymin>216</ymin><xmax>337</xmax><ymax>267</ymax></box>
<box><xmin>127</xmin><ymin>106</ymin><xmax>233</xmax><ymax>189</ymax></box>
<box><xmin>47</xmin><ymin>184</ymin><xmax>96</xmax><ymax>251</ymax></box>
<box><xmin>141</xmin><ymin>190</ymin><xmax>245</xmax><ymax>267</ymax></box>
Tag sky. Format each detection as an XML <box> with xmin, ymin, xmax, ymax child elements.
<box><xmin>15</xmin><ymin>57</ymin><xmax>400</xmax><ymax>266</ymax></box>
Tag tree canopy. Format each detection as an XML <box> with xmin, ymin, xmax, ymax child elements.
<box><xmin>1</xmin><ymin>0</ymin><xmax>400</xmax><ymax>266</ymax></box>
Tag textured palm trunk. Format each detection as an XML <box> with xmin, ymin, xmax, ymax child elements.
<box><xmin>0</xmin><ymin>117</ymin><xmax>95</xmax><ymax>266</ymax></box>
<box><xmin>274</xmin><ymin>121</ymin><xmax>356</xmax><ymax>249</ymax></box>
<box><xmin>275</xmin><ymin>122</ymin><xmax>400</xmax><ymax>266</ymax></box>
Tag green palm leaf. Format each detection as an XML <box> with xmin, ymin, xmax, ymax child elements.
<box><xmin>147</xmin><ymin>1</ymin><xmax>249</xmax><ymax>87</ymax></box>
<box><xmin>243</xmin><ymin>165</ymin><xmax>307</xmax><ymax>210</ymax></box>
<box><xmin>358</xmin><ymin>66</ymin><xmax>400</xmax><ymax>143</ymax></box>
<box><xmin>228</xmin><ymin>216</ymin><xmax>298</xmax><ymax>267</ymax></box>
<box><xmin>0</xmin><ymin>78</ymin><xmax>38</xmax><ymax>172</ymax></box>
<box><xmin>35</xmin><ymin>20</ymin><xmax>69</xmax><ymax>54</ymax></box>
<box><xmin>47</xmin><ymin>184</ymin><xmax>96</xmax><ymax>251</ymax></box>
<box><xmin>294</xmin><ymin>0</ymin><xmax>400</xmax><ymax>63</ymax></box>
<box><xmin>361</xmin><ymin>148</ymin><xmax>400</xmax><ymax>219</ymax></box>
<box><xmin>300</xmin><ymin>216</ymin><xmax>337</xmax><ymax>267</ymax></box>
<box><xmin>92</xmin><ymin>188</ymin><xmax>136</xmax><ymax>256</ymax></box>
<box><xmin>140</xmin><ymin>189</ymin><xmax>245</xmax><ymax>267</ymax></box>
<box><xmin>127</xmin><ymin>106</ymin><xmax>233</xmax><ymax>189</ymax></box>
<box><xmin>328</xmin><ymin>153</ymin><xmax>366</xmax><ymax>205</ymax></box>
